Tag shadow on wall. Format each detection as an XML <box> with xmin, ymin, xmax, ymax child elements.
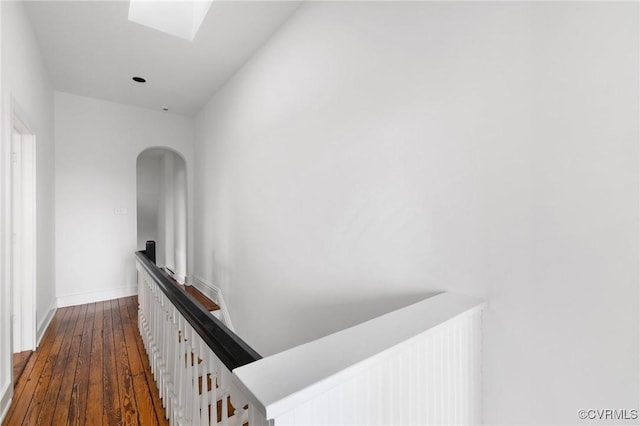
<box><xmin>277</xmin><ymin>291</ymin><xmax>441</xmax><ymax>350</ymax></box>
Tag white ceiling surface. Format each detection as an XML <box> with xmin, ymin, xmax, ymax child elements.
<box><xmin>25</xmin><ymin>1</ymin><xmax>301</xmax><ymax>116</ymax></box>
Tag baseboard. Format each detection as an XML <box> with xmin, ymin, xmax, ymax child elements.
<box><xmin>168</xmin><ymin>270</ymin><xmax>186</xmax><ymax>285</ymax></box>
<box><xmin>163</xmin><ymin>266</ymin><xmax>186</xmax><ymax>285</ymax></box>
<box><xmin>57</xmin><ymin>285</ymin><xmax>138</xmax><ymax>308</ymax></box>
<box><xmin>191</xmin><ymin>275</ymin><xmax>219</xmax><ymax>302</ymax></box>
<box><xmin>36</xmin><ymin>300</ymin><xmax>57</xmax><ymax>347</ymax></box>
<box><xmin>0</xmin><ymin>381</ymin><xmax>12</xmax><ymax>425</ymax></box>
<box><xmin>191</xmin><ymin>275</ymin><xmax>234</xmax><ymax>331</ymax></box>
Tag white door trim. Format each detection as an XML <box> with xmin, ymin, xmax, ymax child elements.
<box><xmin>10</xmin><ymin>108</ymin><xmax>37</xmax><ymax>353</ymax></box>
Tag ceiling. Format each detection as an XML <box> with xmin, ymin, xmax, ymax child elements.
<box><xmin>25</xmin><ymin>1</ymin><xmax>301</xmax><ymax>116</ymax></box>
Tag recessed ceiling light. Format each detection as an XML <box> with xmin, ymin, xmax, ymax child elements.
<box><xmin>132</xmin><ymin>76</ymin><xmax>146</xmax><ymax>83</ymax></box>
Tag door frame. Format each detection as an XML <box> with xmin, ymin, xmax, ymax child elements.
<box><xmin>9</xmin><ymin>108</ymin><xmax>36</xmax><ymax>354</ymax></box>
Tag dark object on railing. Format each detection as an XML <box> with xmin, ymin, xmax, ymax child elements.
<box><xmin>145</xmin><ymin>240</ymin><xmax>156</xmax><ymax>264</ymax></box>
<box><xmin>135</xmin><ymin>251</ymin><xmax>262</xmax><ymax>370</ymax></box>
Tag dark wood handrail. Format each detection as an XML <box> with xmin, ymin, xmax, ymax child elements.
<box><xmin>135</xmin><ymin>251</ymin><xmax>262</xmax><ymax>370</ymax></box>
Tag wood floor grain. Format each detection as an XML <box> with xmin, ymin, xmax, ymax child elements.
<box><xmin>12</xmin><ymin>351</ymin><xmax>32</xmax><ymax>386</ymax></box>
<box><xmin>2</xmin><ymin>297</ymin><xmax>169</xmax><ymax>426</ymax></box>
<box><xmin>172</xmin><ymin>279</ymin><xmax>220</xmax><ymax>312</ymax></box>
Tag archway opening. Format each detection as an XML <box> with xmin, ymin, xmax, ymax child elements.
<box><xmin>136</xmin><ymin>148</ymin><xmax>188</xmax><ymax>283</ymax></box>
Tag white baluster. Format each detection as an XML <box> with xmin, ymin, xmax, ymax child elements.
<box><xmin>248</xmin><ymin>404</ymin><xmax>257</xmax><ymax>426</ymax></box>
<box><xmin>188</xmin><ymin>330</ymin><xmax>196</xmax><ymax>426</ymax></box>
<box><xmin>158</xmin><ymin>292</ymin><xmax>165</xmax><ymax>404</ymax></box>
<box><xmin>192</xmin><ymin>332</ymin><xmax>201</xmax><ymax>425</ymax></box>
<box><xmin>164</xmin><ymin>296</ymin><xmax>172</xmax><ymax>410</ymax></box>
<box><xmin>178</xmin><ymin>315</ymin><xmax>188</xmax><ymax>425</ymax></box>
<box><xmin>219</xmin><ymin>365</ymin><xmax>228</xmax><ymax>426</ymax></box>
<box><xmin>209</xmin><ymin>355</ymin><xmax>218</xmax><ymax>426</ymax></box>
<box><xmin>169</xmin><ymin>305</ymin><xmax>179</xmax><ymax>422</ymax></box>
<box><xmin>135</xmin><ymin>258</ymin><xmax>267</xmax><ymax>426</ymax></box>
<box><xmin>167</xmin><ymin>306</ymin><xmax>177</xmax><ymax>425</ymax></box>
<box><xmin>199</xmin><ymin>336</ymin><xmax>210</xmax><ymax>426</ymax></box>
<box><xmin>230</xmin><ymin>381</ymin><xmax>248</xmax><ymax>426</ymax></box>
<box><xmin>151</xmin><ymin>283</ymin><xmax>159</xmax><ymax>379</ymax></box>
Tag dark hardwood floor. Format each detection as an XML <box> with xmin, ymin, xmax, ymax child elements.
<box><xmin>2</xmin><ymin>296</ymin><xmax>169</xmax><ymax>426</ymax></box>
<box><xmin>12</xmin><ymin>351</ymin><xmax>32</xmax><ymax>386</ymax></box>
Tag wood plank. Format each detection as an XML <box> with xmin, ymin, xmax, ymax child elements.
<box><xmin>86</xmin><ymin>301</ymin><xmax>106</xmax><ymax>424</ymax></box>
<box><xmin>3</xmin><ymin>307</ymin><xmax>72</xmax><ymax>424</ymax></box>
<box><xmin>21</xmin><ymin>305</ymin><xmax>81</xmax><ymax>425</ymax></box>
<box><xmin>36</xmin><ymin>304</ymin><xmax>87</xmax><ymax>425</ymax></box>
<box><xmin>117</xmin><ymin>298</ymin><xmax>144</xmax><ymax>376</ymax></box>
<box><xmin>13</xmin><ymin>350</ymin><xmax>32</xmax><ymax>384</ymax></box>
<box><xmin>117</xmin><ymin>297</ymin><xmax>157</xmax><ymax>426</ymax></box>
<box><xmin>3</xmin><ymin>297</ymin><xmax>177</xmax><ymax>426</ymax></box>
<box><xmin>7</xmin><ymin>308</ymin><xmax>71</xmax><ymax>412</ymax></box>
<box><xmin>11</xmin><ymin>354</ymin><xmax>30</xmax><ymax>382</ymax></box>
<box><xmin>183</xmin><ymin>284</ymin><xmax>220</xmax><ymax>312</ymax></box>
<box><xmin>102</xmin><ymin>299</ymin><xmax>123</xmax><ymax>425</ymax></box>
<box><xmin>165</xmin><ymin>272</ymin><xmax>220</xmax><ymax>311</ymax></box>
<box><xmin>111</xmin><ymin>299</ymin><xmax>140</xmax><ymax>425</ymax></box>
<box><xmin>67</xmin><ymin>302</ymin><xmax>96</xmax><ymax>426</ymax></box>
<box><xmin>49</xmin><ymin>303</ymin><xmax>89</xmax><ymax>425</ymax></box>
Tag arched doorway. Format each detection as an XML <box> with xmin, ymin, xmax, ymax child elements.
<box><xmin>136</xmin><ymin>148</ymin><xmax>187</xmax><ymax>283</ymax></box>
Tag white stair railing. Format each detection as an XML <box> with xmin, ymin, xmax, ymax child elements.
<box><xmin>234</xmin><ymin>292</ymin><xmax>486</xmax><ymax>426</ymax></box>
<box><xmin>136</xmin><ymin>250</ymin><xmax>486</xmax><ymax>426</ymax></box>
<box><xmin>136</xmin><ymin>252</ymin><xmax>267</xmax><ymax>426</ymax></box>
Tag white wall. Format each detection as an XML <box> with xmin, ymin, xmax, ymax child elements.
<box><xmin>55</xmin><ymin>92</ymin><xmax>194</xmax><ymax>306</ymax></box>
<box><xmin>173</xmin><ymin>155</ymin><xmax>187</xmax><ymax>282</ymax></box>
<box><xmin>2</xmin><ymin>0</ymin><xmax>56</xmax><ymax>338</ymax></box>
<box><xmin>0</xmin><ymin>0</ymin><xmax>56</xmax><ymax>418</ymax></box>
<box><xmin>136</xmin><ymin>154</ymin><xmax>162</xmax><ymax>252</ymax></box>
<box><xmin>0</xmin><ymin>3</ymin><xmax>7</xmax><ymax>421</ymax></box>
<box><xmin>162</xmin><ymin>152</ymin><xmax>176</xmax><ymax>270</ymax></box>
<box><xmin>193</xmin><ymin>2</ymin><xmax>639</xmax><ymax>424</ymax></box>
<box><xmin>137</xmin><ymin>148</ymin><xmax>188</xmax><ymax>281</ymax></box>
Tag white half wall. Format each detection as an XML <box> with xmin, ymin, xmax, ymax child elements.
<box><xmin>54</xmin><ymin>92</ymin><xmax>194</xmax><ymax>305</ymax></box>
<box><xmin>193</xmin><ymin>2</ymin><xmax>639</xmax><ymax>425</ymax></box>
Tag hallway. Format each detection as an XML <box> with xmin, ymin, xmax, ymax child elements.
<box><xmin>3</xmin><ymin>297</ymin><xmax>168</xmax><ymax>426</ymax></box>
<box><xmin>1</xmin><ymin>2</ymin><xmax>639</xmax><ymax>424</ymax></box>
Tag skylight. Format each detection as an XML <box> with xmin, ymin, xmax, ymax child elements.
<box><xmin>128</xmin><ymin>0</ymin><xmax>213</xmax><ymax>41</ymax></box>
